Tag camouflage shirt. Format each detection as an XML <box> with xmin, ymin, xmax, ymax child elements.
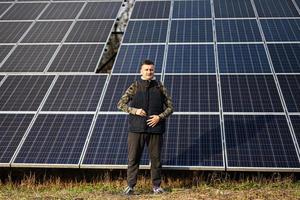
<box><xmin>117</xmin><ymin>80</ymin><xmax>173</xmax><ymax>120</ymax></box>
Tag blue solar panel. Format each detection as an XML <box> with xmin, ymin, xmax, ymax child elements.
<box><xmin>0</xmin><ymin>75</ymin><xmax>54</xmax><ymax>111</ymax></box>
<box><xmin>268</xmin><ymin>43</ymin><xmax>300</xmax><ymax>73</ymax></box>
<box><xmin>123</xmin><ymin>20</ymin><xmax>168</xmax><ymax>43</ymax></box>
<box><xmin>164</xmin><ymin>75</ymin><xmax>219</xmax><ymax>112</ymax></box>
<box><xmin>290</xmin><ymin>115</ymin><xmax>300</xmax><ymax>145</ymax></box>
<box><xmin>278</xmin><ymin>75</ymin><xmax>300</xmax><ymax>113</ymax></box>
<box><xmin>42</xmin><ymin>75</ymin><xmax>107</xmax><ymax>112</ymax></box>
<box><xmin>166</xmin><ymin>44</ymin><xmax>215</xmax><ymax>73</ymax></box>
<box><xmin>0</xmin><ymin>45</ymin><xmax>13</xmax><ymax>63</ymax></box>
<box><xmin>0</xmin><ymin>45</ymin><xmax>58</xmax><ymax>72</ymax></box>
<box><xmin>254</xmin><ymin>0</ymin><xmax>299</xmax><ymax>17</ymax></box>
<box><xmin>173</xmin><ymin>0</ymin><xmax>211</xmax><ymax>18</ymax></box>
<box><xmin>162</xmin><ymin>115</ymin><xmax>223</xmax><ymax>167</ymax></box>
<box><xmin>112</xmin><ymin>45</ymin><xmax>165</xmax><ymax>73</ymax></box>
<box><xmin>261</xmin><ymin>19</ymin><xmax>300</xmax><ymax>41</ymax></box>
<box><xmin>225</xmin><ymin>115</ymin><xmax>300</xmax><ymax>169</ymax></box>
<box><xmin>221</xmin><ymin>75</ymin><xmax>283</xmax><ymax>112</ymax></box>
<box><xmin>214</xmin><ymin>0</ymin><xmax>255</xmax><ymax>18</ymax></box>
<box><xmin>14</xmin><ymin>114</ymin><xmax>93</xmax><ymax>165</ymax></box>
<box><xmin>79</xmin><ymin>2</ymin><xmax>121</xmax><ymax>19</ymax></box>
<box><xmin>66</xmin><ymin>21</ymin><xmax>114</xmax><ymax>42</ymax></box>
<box><xmin>0</xmin><ymin>22</ymin><xmax>32</xmax><ymax>43</ymax></box>
<box><xmin>216</xmin><ymin>19</ymin><xmax>262</xmax><ymax>42</ymax></box>
<box><xmin>48</xmin><ymin>44</ymin><xmax>104</xmax><ymax>72</ymax></box>
<box><xmin>1</xmin><ymin>3</ymin><xmax>46</xmax><ymax>20</ymax></box>
<box><xmin>169</xmin><ymin>20</ymin><xmax>213</xmax><ymax>42</ymax></box>
<box><xmin>131</xmin><ymin>1</ymin><xmax>170</xmax><ymax>19</ymax></box>
<box><xmin>218</xmin><ymin>44</ymin><xmax>271</xmax><ymax>73</ymax></box>
<box><xmin>22</xmin><ymin>21</ymin><xmax>72</xmax><ymax>43</ymax></box>
<box><xmin>82</xmin><ymin>114</ymin><xmax>149</xmax><ymax>166</ymax></box>
<box><xmin>0</xmin><ymin>114</ymin><xmax>33</xmax><ymax>164</ymax></box>
<box><xmin>39</xmin><ymin>2</ymin><xmax>84</xmax><ymax>19</ymax></box>
<box><xmin>100</xmin><ymin>75</ymin><xmax>160</xmax><ymax>112</ymax></box>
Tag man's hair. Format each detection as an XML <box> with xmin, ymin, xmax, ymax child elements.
<box><xmin>140</xmin><ymin>59</ymin><xmax>154</xmax><ymax>68</ymax></box>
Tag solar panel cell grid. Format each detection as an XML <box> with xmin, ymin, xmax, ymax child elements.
<box><xmin>0</xmin><ymin>45</ymin><xmax>58</xmax><ymax>72</ymax></box>
<box><xmin>42</xmin><ymin>75</ymin><xmax>106</xmax><ymax>112</ymax></box>
<box><xmin>162</xmin><ymin>115</ymin><xmax>223</xmax><ymax>167</ymax></box>
<box><xmin>172</xmin><ymin>0</ymin><xmax>211</xmax><ymax>18</ymax></box>
<box><xmin>48</xmin><ymin>44</ymin><xmax>104</xmax><ymax>72</ymax></box>
<box><xmin>290</xmin><ymin>115</ymin><xmax>300</xmax><ymax>145</ymax></box>
<box><xmin>0</xmin><ymin>114</ymin><xmax>33</xmax><ymax>164</ymax></box>
<box><xmin>268</xmin><ymin>43</ymin><xmax>300</xmax><ymax>73</ymax></box>
<box><xmin>0</xmin><ymin>45</ymin><xmax>13</xmax><ymax>64</ymax></box>
<box><xmin>0</xmin><ymin>75</ymin><xmax>54</xmax><ymax>111</ymax></box>
<box><xmin>13</xmin><ymin>114</ymin><xmax>93</xmax><ymax>165</ymax></box>
<box><xmin>166</xmin><ymin>44</ymin><xmax>215</xmax><ymax>73</ymax></box>
<box><xmin>112</xmin><ymin>45</ymin><xmax>165</xmax><ymax>73</ymax></box>
<box><xmin>0</xmin><ymin>3</ymin><xmax>11</xmax><ymax>16</ymax></box>
<box><xmin>218</xmin><ymin>44</ymin><xmax>271</xmax><ymax>73</ymax></box>
<box><xmin>254</xmin><ymin>0</ymin><xmax>299</xmax><ymax>17</ymax></box>
<box><xmin>79</xmin><ymin>2</ymin><xmax>121</xmax><ymax>19</ymax></box>
<box><xmin>1</xmin><ymin>3</ymin><xmax>46</xmax><ymax>20</ymax></box>
<box><xmin>82</xmin><ymin>114</ymin><xmax>149</xmax><ymax>165</ymax></box>
<box><xmin>0</xmin><ymin>22</ymin><xmax>32</xmax><ymax>43</ymax></box>
<box><xmin>169</xmin><ymin>20</ymin><xmax>213</xmax><ymax>43</ymax></box>
<box><xmin>66</xmin><ymin>20</ymin><xmax>114</xmax><ymax>42</ymax></box>
<box><xmin>225</xmin><ymin>115</ymin><xmax>300</xmax><ymax>168</ymax></box>
<box><xmin>214</xmin><ymin>0</ymin><xmax>255</xmax><ymax>18</ymax></box>
<box><xmin>278</xmin><ymin>75</ymin><xmax>300</xmax><ymax>113</ymax></box>
<box><xmin>39</xmin><ymin>2</ymin><xmax>84</xmax><ymax>19</ymax></box>
<box><xmin>164</xmin><ymin>75</ymin><xmax>219</xmax><ymax>112</ymax></box>
<box><xmin>131</xmin><ymin>1</ymin><xmax>170</xmax><ymax>19</ymax></box>
<box><xmin>221</xmin><ymin>75</ymin><xmax>284</xmax><ymax>112</ymax></box>
<box><xmin>216</xmin><ymin>19</ymin><xmax>262</xmax><ymax>42</ymax></box>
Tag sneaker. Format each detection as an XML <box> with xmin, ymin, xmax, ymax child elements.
<box><xmin>123</xmin><ymin>186</ymin><xmax>134</xmax><ymax>195</ymax></box>
<box><xmin>153</xmin><ymin>186</ymin><xmax>164</xmax><ymax>194</ymax></box>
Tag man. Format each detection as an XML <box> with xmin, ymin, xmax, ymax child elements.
<box><xmin>117</xmin><ymin>59</ymin><xmax>173</xmax><ymax>195</ymax></box>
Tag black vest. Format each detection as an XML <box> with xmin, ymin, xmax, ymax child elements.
<box><xmin>129</xmin><ymin>79</ymin><xmax>165</xmax><ymax>134</ymax></box>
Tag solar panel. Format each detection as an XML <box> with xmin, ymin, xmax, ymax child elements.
<box><xmin>13</xmin><ymin>114</ymin><xmax>93</xmax><ymax>165</ymax></box>
<box><xmin>0</xmin><ymin>114</ymin><xmax>33</xmax><ymax>165</ymax></box>
<box><xmin>0</xmin><ymin>22</ymin><xmax>32</xmax><ymax>43</ymax></box>
<box><xmin>162</xmin><ymin>115</ymin><xmax>223</xmax><ymax>168</ymax></box>
<box><xmin>1</xmin><ymin>3</ymin><xmax>46</xmax><ymax>20</ymax></box>
<box><xmin>172</xmin><ymin>0</ymin><xmax>211</xmax><ymax>18</ymax></box>
<box><xmin>268</xmin><ymin>43</ymin><xmax>300</xmax><ymax>73</ymax></box>
<box><xmin>21</xmin><ymin>21</ymin><xmax>72</xmax><ymax>43</ymax></box>
<box><xmin>131</xmin><ymin>1</ymin><xmax>170</xmax><ymax>19</ymax></box>
<box><xmin>261</xmin><ymin>19</ymin><xmax>300</xmax><ymax>42</ymax></box>
<box><xmin>253</xmin><ymin>0</ymin><xmax>299</xmax><ymax>17</ymax></box>
<box><xmin>221</xmin><ymin>75</ymin><xmax>284</xmax><ymax>112</ymax></box>
<box><xmin>296</xmin><ymin>0</ymin><xmax>300</xmax><ymax>7</ymax></box>
<box><xmin>123</xmin><ymin>20</ymin><xmax>168</xmax><ymax>43</ymax></box>
<box><xmin>82</xmin><ymin>114</ymin><xmax>149</xmax><ymax>166</ymax></box>
<box><xmin>225</xmin><ymin>115</ymin><xmax>300</xmax><ymax>169</ymax></box>
<box><xmin>278</xmin><ymin>75</ymin><xmax>300</xmax><ymax>113</ymax></box>
<box><xmin>290</xmin><ymin>115</ymin><xmax>300</xmax><ymax>144</ymax></box>
<box><xmin>214</xmin><ymin>0</ymin><xmax>255</xmax><ymax>18</ymax></box>
<box><xmin>166</xmin><ymin>44</ymin><xmax>215</xmax><ymax>73</ymax></box>
<box><xmin>79</xmin><ymin>2</ymin><xmax>121</xmax><ymax>19</ymax></box>
<box><xmin>218</xmin><ymin>44</ymin><xmax>271</xmax><ymax>73</ymax></box>
<box><xmin>0</xmin><ymin>75</ymin><xmax>54</xmax><ymax>111</ymax></box>
<box><xmin>164</xmin><ymin>75</ymin><xmax>219</xmax><ymax>112</ymax></box>
<box><xmin>0</xmin><ymin>3</ymin><xmax>11</xmax><ymax>16</ymax></box>
<box><xmin>0</xmin><ymin>45</ymin><xmax>13</xmax><ymax>63</ymax></box>
<box><xmin>216</xmin><ymin>19</ymin><xmax>262</xmax><ymax>42</ymax></box>
<box><xmin>112</xmin><ymin>45</ymin><xmax>165</xmax><ymax>73</ymax></box>
<box><xmin>0</xmin><ymin>45</ymin><xmax>58</xmax><ymax>72</ymax></box>
<box><xmin>169</xmin><ymin>20</ymin><xmax>213</xmax><ymax>43</ymax></box>
<box><xmin>48</xmin><ymin>44</ymin><xmax>104</xmax><ymax>72</ymax></box>
<box><xmin>39</xmin><ymin>2</ymin><xmax>84</xmax><ymax>19</ymax></box>
<box><xmin>65</xmin><ymin>20</ymin><xmax>114</xmax><ymax>42</ymax></box>
<box><xmin>42</xmin><ymin>75</ymin><xmax>107</xmax><ymax>112</ymax></box>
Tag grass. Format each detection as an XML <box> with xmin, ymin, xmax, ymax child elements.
<box><xmin>0</xmin><ymin>171</ymin><xmax>300</xmax><ymax>200</ymax></box>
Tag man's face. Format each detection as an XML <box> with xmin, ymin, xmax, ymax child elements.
<box><xmin>140</xmin><ymin>64</ymin><xmax>155</xmax><ymax>80</ymax></box>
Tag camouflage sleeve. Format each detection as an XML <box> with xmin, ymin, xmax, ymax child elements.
<box><xmin>158</xmin><ymin>85</ymin><xmax>173</xmax><ymax>120</ymax></box>
<box><xmin>117</xmin><ymin>82</ymin><xmax>138</xmax><ymax>115</ymax></box>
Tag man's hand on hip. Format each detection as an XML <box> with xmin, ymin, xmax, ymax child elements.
<box><xmin>147</xmin><ymin>115</ymin><xmax>160</xmax><ymax>127</ymax></box>
<box><xmin>136</xmin><ymin>109</ymin><xmax>147</xmax><ymax>117</ymax></box>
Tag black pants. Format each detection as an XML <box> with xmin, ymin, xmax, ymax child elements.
<box><xmin>127</xmin><ymin>132</ymin><xmax>163</xmax><ymax>188</ymax></box>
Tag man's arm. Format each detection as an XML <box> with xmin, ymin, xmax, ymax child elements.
<box><xmin>158</xmin><ymin>85</ymin><xmax>173</xmax><ymax>120</ymax></box>
<box><xmin>117</xmin><ymin>82</ymin><xmax>138</xmax><ymax>115</ymax></box>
